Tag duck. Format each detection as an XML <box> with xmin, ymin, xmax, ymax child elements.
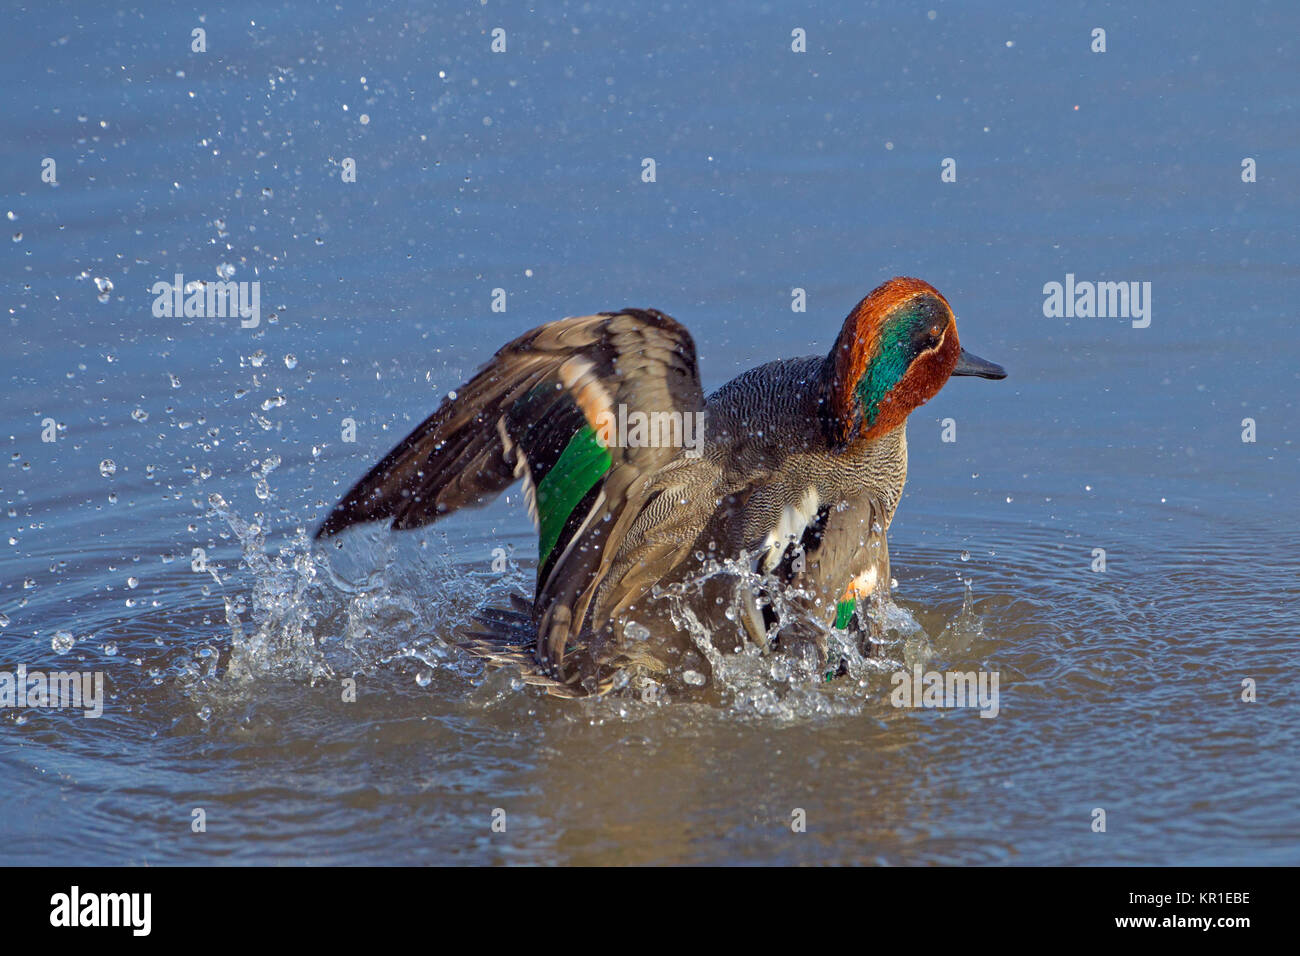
<box><xmin>315</xmin><ymin>276</ymin><xmax>1006</xmax><ymax>697</ymax></box>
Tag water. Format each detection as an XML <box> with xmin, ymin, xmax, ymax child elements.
<box><xmin>3</xmin><ymin>1</ymin><xmax>1298</xmax><ymax>865</ymax></box>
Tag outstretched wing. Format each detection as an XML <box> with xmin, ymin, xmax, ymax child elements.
<box><xmin>315</xmin><ymin>309</ymin><xmax>705</xmax><ymax>673</ymax></box>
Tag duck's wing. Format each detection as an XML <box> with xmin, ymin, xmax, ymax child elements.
<box><xmin>772</xmin><ymin>493</ymin><xmax>892</xmax><ymax>656</ymax></box>
<box><xmin>315</xmin><ymin>309</ymin><xmax>705</xmax><ymax>675</ymax></box>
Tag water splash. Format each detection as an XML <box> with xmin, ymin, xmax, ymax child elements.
<box><xmin>651</xmin><ymin>555</ymin><xmax>931</xmax><ymax>720</ymax></box>
<box><xmin>187</xmin><ymin>480</ymin><xmax>985</xmax><ymax>727</ymax></box>
<box><xmin>193</xmin><ymin>489</ymin><xmax>519</xmax><ymax>704</ymax></box>
<box><xmin>928</xmin><ymin>578</ymin><xmax>986</xmax><ymax>661</ymax></box>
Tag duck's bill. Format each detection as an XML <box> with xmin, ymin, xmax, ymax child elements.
<box><xmin>952</xmin><ymin>348</ymin><xmax>1007</xmax><ymax>379</ymax></box>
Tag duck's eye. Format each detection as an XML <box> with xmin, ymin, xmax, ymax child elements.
<box><xmin>929</xmin><ymin>325</ymin><xmax>941</xmax><ymax>338</ymax></box>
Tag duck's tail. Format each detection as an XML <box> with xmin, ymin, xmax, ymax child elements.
<box><xmin>454</xmin><ymin>595</ymin><xmax>621</xmax><ymax>699</ymax></box>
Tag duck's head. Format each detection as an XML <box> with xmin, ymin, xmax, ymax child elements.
<box><xmin>820</xmin><ymin>276</ymin><xmax>1006</xmax><ymax>451</ymax></box>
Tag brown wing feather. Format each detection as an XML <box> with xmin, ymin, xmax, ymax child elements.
<box><xmin>784</xmin><ymin>494</ymin><xmax>892</xmax><ymax>631</ymax></box>
<box><xmin>524</xmin><ymin>313</ymin><xmax>706</xmax><ymax>670</ymax></box>
<box><xmin>315</xmin><ymin>309</ymin><xmax>705</xmax><ymax>678</ymax></box>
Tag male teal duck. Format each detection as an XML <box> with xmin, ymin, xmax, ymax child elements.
<box><xmin>316</xmin><ymin>277</ymin><xmax>1006</xmax><ymax>696</ymax></box>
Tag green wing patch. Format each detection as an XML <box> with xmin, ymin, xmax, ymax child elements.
<box><xmin>833</xmin><ymin>597</ymin><xmax>856</xmax><ymax>630</ymax></box>
<box><xmin>536</xmin><ymin>424</ymin><xmax>612</xmax><ymax>568</ymax></box>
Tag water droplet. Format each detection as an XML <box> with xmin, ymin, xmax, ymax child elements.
<box><xmin>0</xmin><ymin>613</ymin><xmax>9</xmax><ymax>627</ymax></box>
<box><xmin>93</xmin><ymin>276</ymin><xmax>113</xmax><ymax>302</ymax></box>
<box><xmin>197</xmin><ymin>705</ymin><xmax>212</xmax><ymax>721</ymax></box>
<box><xmin>283</xmin><ymin>353</ymin><xmax>298</xmax><ymax>370</ymax></box>
<box><xmin>682</xmin><ymin>670</ymin><xmax>706</xmax><ymax>687</ymax></box>
<box><xmin>415</xmin><ymin>669</ymin><xmax>433</xmax><ymax>687</ymax></box>
<box><xmin>131</xmin><ymin>407</ymin><xmax>149</xmax><ymax>422</ymax></box>
<box><xmin>960</xmin><ymin>550</ymin><xmax>970</xmax><ymax>562</ymax></box>
<box><xmin>99</xmin><ymin>459</ymin><xmax>117</xmax><ymax>477</ymax></box>
<box><xmin>52</xmin><ymin>630</ymin><xmax>75</xmax><ymax>652</ymax></box>
<box><xmin>102</xmin><ymin>642</ymin><xmax>118</xmax><ymax>656</ymax></box>
<box><xmin>216</xmin><ymin>262</ymin><xmax>236</xmax><ymax>280</ymax></box>
<box><xmin>126</xmin><ymin>576</ymin><xmax>139</xmax><ymax>589</ymax></box>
